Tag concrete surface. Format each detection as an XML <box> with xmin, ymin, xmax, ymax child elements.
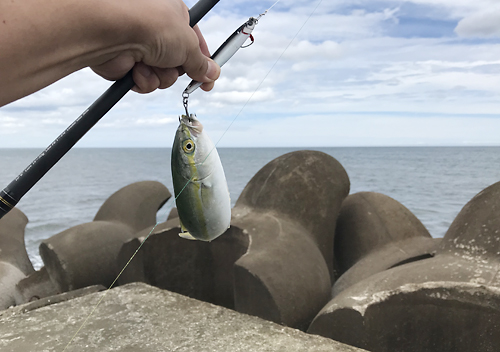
<box><xmin>0</xmin><ymin>283</ymin><xmax>365</xmax><ymax>352</ymax></box>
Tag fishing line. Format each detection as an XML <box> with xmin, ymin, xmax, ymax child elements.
<box><xmin>213</xmin><ymin>0</ymin><xmax>323</xmax><ymax>146</ymax></box>
<box><xmin>61</xmin><ymin>0</ymin><xmax>323</xmax><ymax>349</ymax></box>
<box><xmin>62</xmin><ymin>178</ymin><xmax>194</xmax><ymax>351</ymax></box>
<box><xmin>62</xmin><ymin>167</ymin><xmax>197</xmax><ymax>351</ymax></box>
<box><xmin>61</xmin><ymin>222</ymin><xmax>160</xmax><ymax>351</ymax></box>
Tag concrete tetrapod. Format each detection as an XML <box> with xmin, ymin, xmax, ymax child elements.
<box><xmin>14</xmin><ymin>267</ymin><xmax>61</xmax><ymax>305</ymax></box>
<box><xmin>0</xmin><ymin>208</ymin><xmax>34</xmax><ymax>309</ymax></box>
<box><xmin>118</xmin><ymin>217</ymin><xmax>249</xmax><ymax>310</ymax></box>
<box><xmin>236</xmin><ymin>150</ymin><xmax>350</xmax><ymax>282</ymax></box>
<box><xmin>118</xmin><ymin>150</ymin><xmax>350</xmax><ymax>331</ymax></box>
<box><xmin>332</xmin><ymin>192</ymin><xmax>439</xmax><ymax>296</ymax></box>
<box><xmin>39</xmin><ymin>181</ymin><xmax>170</xmax><ymax>292</ymax></box>
<box><xmin>308</xmin><ymin>181</ymin><xmax>500</xmax><ymax>352</ymax></box>
<box><xmin>0</xmin><ymin>207</ymin><xmax>33</xmax><ymax>276</ymax></box>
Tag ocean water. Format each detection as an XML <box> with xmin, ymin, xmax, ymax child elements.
<box><xmin>0</xmin><ymin>147</ymin><xmax>499</xmax><ymax>270</ymax></box>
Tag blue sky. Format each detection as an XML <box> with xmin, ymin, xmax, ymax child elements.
<box><xmin>1</xmin><ymin>0</ymin><xmax>500</xmax><ymax>147</ymax></box>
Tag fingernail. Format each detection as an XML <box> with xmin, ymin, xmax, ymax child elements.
<box><xmin>137</xmin><ymin>63</ymin><xmax>152</xmax><ymax>78</ymax></box>
<box><xmin>205</xmin><ymin>59</ymin><xmax>220</xmax><ymax>81</ymax></box>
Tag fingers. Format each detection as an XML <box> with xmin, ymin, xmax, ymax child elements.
<box><xmin>154</xmin><ymin>67</ymin><xmax>181</xmax><ymax>89</ymax></box>
<box><xmin>91</xmin><ymin>53</ymin><xmax>136</xmax><ymax>81</ymax></box>
<box><xmin>132</xmin><ymin>62</ymin><xmax>179</xmax><ymax>93</ymax></box>
<box><xmin>90</xmin><ymin>11</ymin><xmax>220</xmax><ymax>94</ymax></box>
<box><xmin>200</xmin><ymin>81</ymin><xmax>215</xmax><ymax>92</ymax></box>
<box><xmin>132</xmin><ymin>60</ymin><xmax>219</xmax><ymax>94</ymax></box>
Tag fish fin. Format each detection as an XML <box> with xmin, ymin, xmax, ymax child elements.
<box><xmin>179</xmin><ymin>232</ymin><xmax>198</xmax><ymax>241</ymax></box>
<box><xmin>180</xmin><ymin>219</ymin><xmax>187</xmax><ymax>233</ymax></box>
<box><xmin>179</xmin><ymin>220</ymin><xmax>198</xmax><ymax>241</ymax></box>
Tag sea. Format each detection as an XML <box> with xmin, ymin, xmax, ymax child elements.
<box><xmin>0</xmin><ymin>147</ymin><xmax>499</xmax><ymax>270</ymax></box>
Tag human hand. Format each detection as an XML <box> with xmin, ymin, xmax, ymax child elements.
<box><xmin>90</xmin><ymin>0</ymin><xmax>220</xmax><ymax>94</ymax></box>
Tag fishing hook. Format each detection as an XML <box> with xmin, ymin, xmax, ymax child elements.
<box><xmin>182</xmin><ymin>91</ymin><xmax>190</xmax><ymax>117</ymax></box>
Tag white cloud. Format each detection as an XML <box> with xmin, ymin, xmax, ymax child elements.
<box><xmin>0</xmin><ymin>116</ymin><xmax>25</xmax><ymax>133</ymax></box>
<box><xmin>1</xmin><ymin>1</ymin><xmax>500</xmax><ymax>147</ymax></box>
<box><xmin>215</xmin><ymin>113</ymin><xmax>500</xmax><ymax>147</ymax></box>
<box><xmin>210</xmin><ymin>87</ymin><xmax>275</xmax><ymax>104</ymax></box>
<box><xmin>455</xmin><ymin>7</ymin><xmax>500</xmax><ymax>38</ymax></box>
<box><xmin>41</xmin><ymin>118</ymin><xmax>68</xmax><ymax>125</ymax></box>
<box><xmin>397</xmin><ymin>0</ymin><xmax>499</xmax><ymax>17</ymax></box>
<box><xmin>283</xmin><ymin>40</ymin><xmax>343</xmax><ymax>62</ymax></box>
<box><xmin>135</xmin><ymin>116</ymin><xmax>177</xmax><ymax>126</ymax></box>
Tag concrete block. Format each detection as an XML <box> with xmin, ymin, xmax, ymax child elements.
<box><xmin>12</xmin><ymin>285</ymin><xmax>105</xmax><ymax>314</ymax></box>
<box><xmin>118</xmin><ymin>217</ymin><xmax>249</xmax><ymax>310</ymax></box>
<box><xmin>14</xmin><ymin>267</ymin><xmax>61</xmax><ymax>305</ymax></box>
<box><xmin>332</xmin><ymin>237</ymin><xmax>441</xmax><ymax>297</ymax></box>
<box><xmin>334</xmin><ymin>192</ymin><xmax>432</xmax><ymax>276</ymax></box>
<box><xmin>230</xmin><ymin>211</ymin><xmax>331</xmax><ymax>331</ymax></box>
<box><xmin>309</xmin><ymin>282</ymin><xmax>500</xmax><ymax>352</ymax></box>
<box><xmin>0</xmin><ymin>207</ymin><xmax>33</xmax><ymax>310</ymax></box>
<box><xmin>0</xmin><ymin>283</ymin><xmax>366</xmax><ymax>352</ymax></box>
<box><xmin>0</xmin><ymin>207</ymin><xmax>33</xmax><ymax>275</ymax></box>
<box><xmin>440</xmin><ymin>179</ymin><xmax>500</xmax><ymax>261</ymax></box>
<box><xmin>40</xmin><ymin>181</ymin><xmax>171</xmax><ymax>292</ymax></box>
<box><xmin>236</xmin><ymin>150</ymin><xmax>350</xmax><ymax>281</ymax></box>
<box><xmin>308</xmin><ymin>181</ymin><xmax>500</xmax><ymax>352</ymax></box>
<box><xmin>0</xmin><ymin>261</ymin><xmax>25</xmax><ymax>310</ymax></box>
<box><xmin>40</xmin><ymin>221</ymin><xmax>135</xmax><ymax>292</ymax></box>
<box><xmin>117</xmin><ymin>151</ymin><xmax>350</xmax><ymax>331</ymax></box>
<box><xmin>93</xmin><ymin>180</ymin><xmax>171</xmax><ymax>233</ymax></box>
<box><xmin>116</xmin><ymin>236</ymin><xmax>148</xmax><ymax>285</ymax></box>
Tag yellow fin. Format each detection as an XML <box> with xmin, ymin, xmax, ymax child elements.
<box><xmin>180</xmin><ymin>219</ymin><xmax>187</xmax><ymax>232</ymax></box>
<box><xmin>179</xmin><ymin>219</ymin><xmax>197</xmax><ymax>240</ymax></box>
<box><xmin>179</xmin><ymin>232</ymin><xmax>198</xmax><ymax>241</ymax></box>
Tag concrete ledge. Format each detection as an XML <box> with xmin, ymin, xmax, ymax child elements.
<box><xmin>0</xmin><ymin>283</ymin><xmax>365</xmax><ymax>351</ymax></box>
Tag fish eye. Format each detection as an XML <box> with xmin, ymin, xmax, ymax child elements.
<box><xmin>182</xmin><ymin>139</ymin><xmax>195</xmax><ymax>154</ymax></box>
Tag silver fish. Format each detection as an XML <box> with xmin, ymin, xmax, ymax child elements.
<box><xmin>171</xmin><ymin>114</ymin><xmax>231</xmax><ymax>241</ymax></box>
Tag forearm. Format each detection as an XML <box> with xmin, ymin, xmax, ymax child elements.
<box><xmin>0</xmin><ymin>0</ymin><xmax>143</xmax><ymax>106</ymax></box>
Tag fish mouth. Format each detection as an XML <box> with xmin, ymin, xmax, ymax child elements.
<box><xmin>180</xmin><ymin>114</ymin><xmax>203</xmax><ymax>135</ymax></box>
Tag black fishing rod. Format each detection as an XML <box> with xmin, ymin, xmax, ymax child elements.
<box><xmin>0</xmin><ymin>0</ymin><xmax>220</xmax><ymax>220</ymax></box>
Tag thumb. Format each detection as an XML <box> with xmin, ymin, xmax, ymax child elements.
<box><xmin>182</xmin><ymin>27</ymin><xmax>220</xmax><ymax>84</ymax></box>
<box><xmin>184</xmin><ymin>55</ymin><xmax>220</xmax><ymax>84</ymax></box>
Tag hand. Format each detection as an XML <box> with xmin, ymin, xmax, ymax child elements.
<box><xmin>0</xmin><ymin>0</ymin><xmax>219</xmax><ymax>106</ymax></box>
<box><xmin>90</xmin><ymin>0</ymin><xmax>220</xmax><ymax>93</ymax></box>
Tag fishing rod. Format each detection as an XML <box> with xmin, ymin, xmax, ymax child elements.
<box><xmin>0</xmin><ymin>0</ymin><xmax>220</xmax><ymax>221</ymax></box>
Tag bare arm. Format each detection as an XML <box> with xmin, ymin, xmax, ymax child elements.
<box><xmin>0</xmin><ymin>0</ymin><xmax>220</xmax><ymax>107</ymax></box>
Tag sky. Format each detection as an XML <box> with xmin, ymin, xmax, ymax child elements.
<box><xmin>1</xmin><ymin>0</ymin><xmax>500</xmax><ymax>147</ymax></box>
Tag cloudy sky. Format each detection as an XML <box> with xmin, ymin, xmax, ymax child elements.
<box><xmin>1</xmin><ymin>0</ymin><xmax>500</xmax><ymax>147</ymax></box>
